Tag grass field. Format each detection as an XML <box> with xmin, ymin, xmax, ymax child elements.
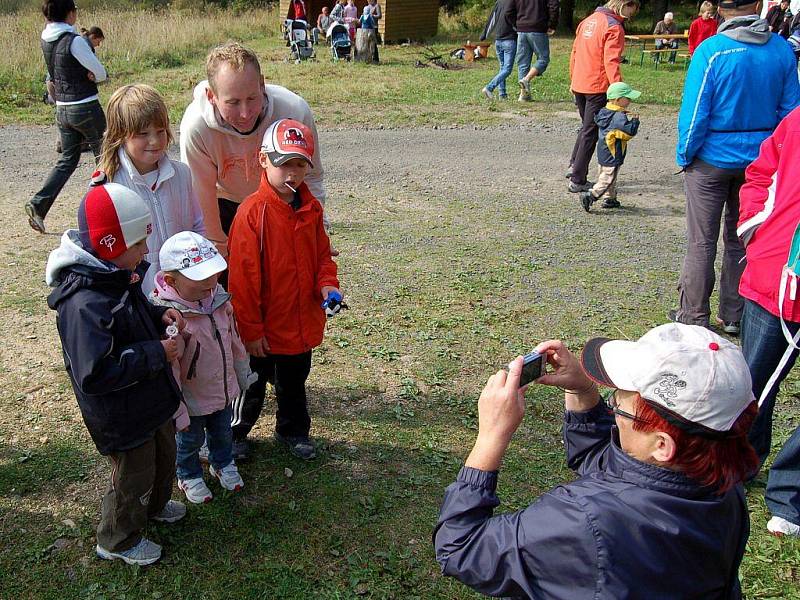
<box><xmin>0</xmin><ymin>5</ymin><xmax>799</xmax><ymax>600</ymax></box>
<box><xmin>0</xmin><ymin>5</ymin><xmax>690</xmax><ymax>128</ymax></box>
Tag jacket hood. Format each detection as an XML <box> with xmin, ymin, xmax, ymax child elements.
<box><xmin>150</xmin><ymin>271</ymin><xmax>230</xmax><ymax>315</ymax></box>
<box><xmin>41</xmin><ymin>21</ymin><xmax>75</xmax><ymax>42</ymax></box>
<box><xmin>45</xmin><ymin>229</ymin><xmax>113</xmax><ymax>287</ymax></box>
<box><xmin>191</xmin><ymin>80</ymin><xmax>270</xmax><ymax>139</ymax></box>
<box><xmin>46</xmin><ymin>230</ymin><xmax>148</xmax><ymax>309</ymax></box>
<box><xmin>718</xmin><ymin>16</ymin><xmax>771</xmax><ymax>44</ymax></box>
<box><xmin>594</xmin><ymin>6</ymin><xmax>625</xmax><ymax>22</ymax></box>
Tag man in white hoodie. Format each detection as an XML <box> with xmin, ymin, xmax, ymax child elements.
<box><xmin>179</xmin><ymin>42</ymin><xmax>327</xmax><ymax>260</ymax></box>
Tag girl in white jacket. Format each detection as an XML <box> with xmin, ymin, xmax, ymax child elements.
<box><xmin>100</xmin><ymin>84</ymin><xmax>205</xmax><ymax>294</ymax></box>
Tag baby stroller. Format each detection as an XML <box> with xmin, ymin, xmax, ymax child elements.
<box><xmin>282</xmin><ymin>18</ymin><xmax>315</xmax><ymax>63</ymax></box>
<box><xmin>328</xmin><ymin>22</ymin><xmax>351</xmax><ymax>62</ymax></box>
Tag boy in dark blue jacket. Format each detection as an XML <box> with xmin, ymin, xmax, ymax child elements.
<box><xmin>580</xmin><ymin>81</ymin><xmax>641</xmax><ymax>212</ymax></box>
<box><xmin>46</xmin><ymin>181</ymin><xmax>187</xmax><ymax>566</ymax></box>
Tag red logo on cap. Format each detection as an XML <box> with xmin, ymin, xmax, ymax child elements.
<box><xmin>709</xmin><ymin>342</ymin><xmax>720</xmax><ymax>351</ymax></box>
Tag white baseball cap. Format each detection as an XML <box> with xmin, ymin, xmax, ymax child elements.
<box><xmin>581</xmin><ymin>323</ymin><xmax>754</xmax><ymax>436</ymax></box>
<box><xmin>159</xmin><ymin>231</ymin><xmax>227</xmax><ymax>281</ymax></box>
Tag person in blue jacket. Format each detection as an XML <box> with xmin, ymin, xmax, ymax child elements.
<box><xmin>670</xmin><ymin>0</ymin><xmax>800</xmax><ymax>335</ymax></box>
<box><xmin>434</xmin><ymin>323</ymin><xmax>758</xmax><ymax>599</ymax></box>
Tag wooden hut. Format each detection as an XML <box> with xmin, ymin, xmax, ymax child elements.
<box><xmin>279</xmin><ymin>0</ymin><xmax>438</xmax><ymax>42</ymax></box>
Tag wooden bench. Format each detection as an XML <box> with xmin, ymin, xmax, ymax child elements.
<box><xmin>640</xmin><ymin>48</ymin><xmax>678</xmax><ymax>68</ymax></box>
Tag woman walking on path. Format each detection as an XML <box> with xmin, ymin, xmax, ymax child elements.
<box><xmin>566</xmin><ymin>0</ymin><xmax>638</xmax><ymax>194</ymax></box>
<box><xmin>25</xmin><ymin>0</ymin><xmax>107</xmax><ymax>234</ymax></box>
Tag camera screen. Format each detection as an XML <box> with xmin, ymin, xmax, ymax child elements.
<box><xmin>519</xmin><ymin>353</ymin><xmax>544</xmax><ymax>387</ymax></box>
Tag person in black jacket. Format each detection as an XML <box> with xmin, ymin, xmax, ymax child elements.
<box><xmin>26</xmin><ymin>0</ymin><xmax>108</xmax><ymax>234</ymax></box>
<box><xmin>434</xmin><ymin>323</ymin><xmax>758</xmax><ymax>599</ymax></box>
<box><xmin>46</xmin><ymin>182</ymin><xmax>187</xmax><ymax>567</ymax></box>
<box><xmin>515</xmin><ymin>0</ymin><xmax>559</xmax><ymax>101</ymax></box>
<box><xmin>480</xmin><ymin>0</ymin><xmax>517</xmax><ymax>99</ymax></box>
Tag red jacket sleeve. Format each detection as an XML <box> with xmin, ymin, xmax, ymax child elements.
<box><xmin>315</xmin><ymin>212</ymin><xmax>339</xmax><ymax>294</ymax></box>
<box><xmin>688</xmin><ymin>20</ymin><xmax>700</xmax><ymax>55</ymax></box>
<box><xmin>227</xmin><ymin>202</ymin><xmax>267</xmax><ymax>343</ymax></box>
<box><xmin>603</xmin><ymin>26</ymin><xmax>624</xmax><ymax>86</ymax></box>
<box><xmin>738</xmin><ymin>121</ymin><xmax>785</xmax><ymax>234</ymax></box>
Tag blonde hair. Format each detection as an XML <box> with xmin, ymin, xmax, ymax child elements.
<box><xmin>699</xmin><ymin>1</ymin><xmax>716</xmax><ymax>14</ymax></box>
<box><xmin>206</xmin><ymin>41</ymin><xmax>262</xmax><ymax>92</ymax></box>
<box><xmin>604</xmin><ymin>0</ymin><xmax>640</xmax><ymax>16</ymax></box>
<box><xmin>100</xmin><ymin>84</ymin><xmax>173</xmax><ymax>179</ymax></box>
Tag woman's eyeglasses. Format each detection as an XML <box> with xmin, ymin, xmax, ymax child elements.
<box><xmin>603</xmin><ymin>390</ymin><xmax>648</xmax><ymax>423</ymax></box>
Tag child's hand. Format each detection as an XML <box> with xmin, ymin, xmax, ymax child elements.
<box><xmin>162</xmin><ymin>308</ymin><xmax>186</xmax><ymax>332</ymax></box>
<box><xmin>161</xmin><ymin>338</ymin><xmax>179</xmax><ymax>363</ymax></box>
<box><xmin>321</xmin><ymin>286</ymin><xmax>342</xmax><ymax>301</ymax></box>
<box><xmin>245</xmin><ymin>337</ymin><xmax>271</xmax><ymax>358</ymax></box>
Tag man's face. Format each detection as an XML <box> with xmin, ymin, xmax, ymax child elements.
<box><xmin>206</xmin><ymin>63</ymin><xmax>265</xmax><ymax>134</ymax></box>
<box><xmin>664</xmin><ymin>15</ymin><xmax>673</xmax><ymax>24</ymax></box>
<box><xmin>322</xmin><ymin>7</ymin><xmax>328</xmax><ymax>14</ymax></box>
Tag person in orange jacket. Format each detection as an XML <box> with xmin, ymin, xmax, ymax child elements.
<box><xmin>567</xmin><ymin>0</ymin><xmax>639</xmax><ymax>194</ymax></box>
<box><xmin>227</xmin><ymin>118</ymin><xmax>341</xmax><ymax>461</ymax></box>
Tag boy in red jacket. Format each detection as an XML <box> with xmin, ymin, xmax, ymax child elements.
<box><xmin>688</xmin><ymin>1</ymin><xmax>718</xmax><ymax>55</ymax></box>
<box><xmin>227</xmin><ymin>119</ymin><xmax>341</xmax><ymax>461</ymax></box>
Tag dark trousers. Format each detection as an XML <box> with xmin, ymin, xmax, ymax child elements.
<box><xmin>231</xmin><ymin>351</ymin><xmax>312</xmax><ymax>440</ymax></box>
<box><xmin>218</xmin><ymin>197</ymin><xmax>241</xmax><ymax>289</ymax></box>
<box><xmin>741</xmin><ymin>300</ymin><xmax>800</xmax><ymax>526</ymax></box>
<box><xmin>569</xmin><ymin>92</ymin><xmax>607</xmax><ymax>186</ymax></box>
<box><xmin>96</xmin><ymin>419</ymin><xmax>176</xmax><ymax>552</ymax></box>
<box><xmin>677</xmin><ymin>159</ymin><xmax>746</xmax><ymax>326</ymax></box>
<box><xmin>30</xmin><ymin>100</ymin><xmax>105</xmax><ymax>219</ymax></box>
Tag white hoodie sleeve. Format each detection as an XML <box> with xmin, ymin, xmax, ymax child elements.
<box><xmin>180</xmin><ymin>106</ymin><xmax>226</xmax><ymax>246</ymax></box>
<box><xmin>70</xmin><ymin>35</ymin><xmax>106</xmax><ymax>82</ymax></box>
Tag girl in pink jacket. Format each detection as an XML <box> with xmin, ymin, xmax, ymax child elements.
<box><xmin>150</xmin><ymin>231</ymin><xmax>255</xmax><ymax>504</ymax></box>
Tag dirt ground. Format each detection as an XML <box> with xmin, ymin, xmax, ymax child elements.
<box><xmin>0</xmin><ymin>114</ymin><xmax>687</xmax><ymax>532</ymax></box>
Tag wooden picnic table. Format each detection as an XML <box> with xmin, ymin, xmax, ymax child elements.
<box><xmin>624</xmin><ymin>33</ymin><xmax>690</xmax><ymax>68</ymax></box>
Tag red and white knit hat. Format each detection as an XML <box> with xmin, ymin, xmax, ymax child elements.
<box><xmin>78</xmin><ymin>181</ymin><xmax>152</xmax><ymax>260</ymax></box>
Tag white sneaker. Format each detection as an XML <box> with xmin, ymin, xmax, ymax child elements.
<box><xmin>152</xmin><ymin>500</ymin><xmax>187</xmax><ymax>523</ymax></box>
<box><xmin>481</xmin><ymin>87</ymin><xmax>493</xmax><ymax>100</ymax></box>
<box><xmin>210</xmin><ymin>462</ymin><xmax>244</xmax><ymax>492</ymax></box>
<box><xmin>96</xmin><ymin>537</ymin><xmax>162</xmax><ymax>565</ymax></box>
<box><xmin>178</xmin><ymin>477</ymin><xmax>213</xmax><ymax>504</ymax></box>
<box><xmin>767</xmin><ymin>515</ymin><xmax>800</xmax><ymax>536</ymax></box>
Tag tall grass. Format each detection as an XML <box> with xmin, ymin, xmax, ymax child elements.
<box><xmin>0</xmin><ymin>6</ymin><xmax>278</xmax><ymax>111</ymax></box>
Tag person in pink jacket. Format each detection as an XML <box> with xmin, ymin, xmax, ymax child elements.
<box><xmin>737</xmin><ymin>105</ymin><xmax>800</xmax><ymax>537</ymax></box>
<box><xmin>150</xmin><ymin>231</ymin><xmax>255</xmax><ymax>505</ymax></box>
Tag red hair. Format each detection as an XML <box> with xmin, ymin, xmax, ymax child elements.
<box><xmin>632</xmin><ymin>396</ymin><xmax>758</xmax><ymax>494</ymax></box>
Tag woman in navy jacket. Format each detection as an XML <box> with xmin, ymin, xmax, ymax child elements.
<box><xmin>434</xmin><ymin>323</ymin><xmax>758</xmax><ymax>599</ymax></box>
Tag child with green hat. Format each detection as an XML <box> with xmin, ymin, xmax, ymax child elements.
<box><xmin>581</xmin><ymin>81</ymin><xmax>641</xmax><ymax>212</ymax></box>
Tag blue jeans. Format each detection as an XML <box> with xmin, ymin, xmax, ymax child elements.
<box><xmin>742</xmin><ymin>299</ymin><xmax>800</xmax><ymax>525</ymax></box>
<box><xmin>516</xmin><ymin>31</ymin><xmax>550</xmax><ymax>81</ymax></box>
<box><xmin>176</xmin><ymin>405</ymin><xmax>234</xmax><ymax>481</ymax></box>
<box><xmin>486</xmin><ymin>38</ymin><xmax>517</xmax><ymax>96</ymax></box>
<box><xmin>29</xmin><ymin>99</ymin><xmax>105</xmax><ymax>219</ymax></box>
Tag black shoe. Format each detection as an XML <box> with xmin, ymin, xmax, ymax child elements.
<box><xmin>567</xmin><ymin>181</ymin><xmax>592</xmax><ymax>193</ymax></box>
<box><xmin>580</xmin><ymin>191</ymin><xmax>595</xmax><ymax>212</ymax></box>
<box><xmin>25</xmin><ymin>202</ymin><xmax>45</xmax><ymax>234</ymax></box>
<box><xmin>274</xmin><ymin>432</ymin><xmax>317</xmax><ymax>460</ymax></box>
<box><xmin>601</xmin><ymin>198</ymin><xmax>621</xmax><ymax>209</ymax></box>
<box><xmin>231</xmin><ymin>438</ymin><xmax>250</xmax><ymax>461</ymax></box>
<box><xmin>716</xmin><ymin>317</ymin><xmax>740</xmax><ymax>336</ymax></box>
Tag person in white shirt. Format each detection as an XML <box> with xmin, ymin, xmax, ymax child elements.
<box><xmin>179</xmin><ymin>41</ymin><xmax>330</xmax><ymax>268</ymax></box>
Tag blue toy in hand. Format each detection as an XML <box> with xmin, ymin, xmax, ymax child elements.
<box><xmin>322</xmin><ymin>290</ymin><xmax>349</xmax><ymax>318</ymax></box>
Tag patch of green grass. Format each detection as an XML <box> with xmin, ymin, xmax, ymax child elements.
<box><xmin>0</xmin><ymin>13</ymin><xmax>688</xmax><ymax>128</ymax></box>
